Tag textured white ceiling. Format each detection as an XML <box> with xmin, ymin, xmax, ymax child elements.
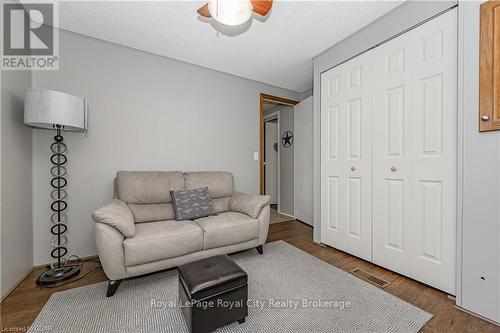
<box><xmin>55</xmin><ymin>1</ymin><xmax>403</xmax><ymax>92</ymax></box>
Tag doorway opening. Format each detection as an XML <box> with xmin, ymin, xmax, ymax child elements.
<box><xmin>259</xmin><ymin>93</ymin><xmax>299</xmax><ymax>223</ymax></box>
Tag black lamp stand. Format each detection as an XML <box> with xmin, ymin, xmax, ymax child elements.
<box><xmin>36</xmin><ymin>125</ymin><xmax>80</xmax><ymax>285</ymax></box>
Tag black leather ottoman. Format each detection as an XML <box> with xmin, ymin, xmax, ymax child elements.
<box><xmin>178</xmin><ymin>255</ymin><xmax>248</xmax><ymax>333</ymax></box>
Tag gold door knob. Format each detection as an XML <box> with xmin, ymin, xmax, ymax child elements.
<box><xmin>390</xmin><ymin>166</ymin><xmax>397</xmax><ymax>172</ymax></box>
<box><xmin>351</xmin><ymin>166</ymin><xmax>356</xmax><ymax>171</ymax></box>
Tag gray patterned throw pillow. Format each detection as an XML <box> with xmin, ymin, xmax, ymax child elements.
<box><xmin>170</xmin><ymin>187</ymin><xmax>216</xmax><ymax>220</ymax></box>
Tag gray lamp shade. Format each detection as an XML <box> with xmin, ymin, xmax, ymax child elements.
<box><xmin>24</xmin><ymin>89</ymin><xmax>88</xmax><ymax>132</ymax></box>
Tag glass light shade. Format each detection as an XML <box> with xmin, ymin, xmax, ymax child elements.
<box><xmin>24</xmin><ymin>89</ymin><xmax>88</xmax><ymax>132</ymax></box>
<box><xmin>208</xmin><ymin>0</ymin><xmax>253</xmax><ymax>26</ymax></box>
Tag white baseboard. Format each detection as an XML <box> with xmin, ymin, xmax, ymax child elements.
<box><xmin>277</xmin><ymin>210</ymin><xmax>295</xmax><ymax>219</ymax></box>
<box><xmin>454</xmin><ymin>306</ymin><xmax>500</xmax><ymax>327</ymax></box>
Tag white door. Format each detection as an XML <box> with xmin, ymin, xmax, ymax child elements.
<box><xmin>372</xmin><ymin>10</ymin><xmax>457</xmax><ymax>294</ymax></box>
<box><xmin>265</xmin><ymin>121</ymin><xmax>278</xmax><ymax>205</ymax></box>
<box><xmin>321</xmin><ymin>51</ymin><xmax>373</xmax><ymax>261</ymax></box>
<box><xmin>294</xmin><ymin>97</ymin><xmax>313</xmax><ymax>226</ymax></box>
<box><xmin>371</xmin><ymin>19</ymin><xmax>414</xmax><ymax>277</ymax></box>
<box><xmin>408</xmin><ymin>10</ymin><xmax>457</xmax><ymax>295</ymax></box>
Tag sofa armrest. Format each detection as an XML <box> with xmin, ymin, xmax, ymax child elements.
<box><xmin>95</xmin><ymin>222</ymin><xmax>127</xmax><ymax>280</ymax></box>
<box><xmin>230</xmin><ymin>192</ymin><xmax>271</xmax><ymax>219</ymax></box>
<box><xmin>257</xmin><ymin>204</ymin><xmax>270</xmax><ymax>245</ymax></box>
<box><xmin>92</xmin><ymin>199</ymin><xmax>135</xmax><ymax>238</ymax></box>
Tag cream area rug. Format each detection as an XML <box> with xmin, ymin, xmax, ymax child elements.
<box><xmin>29</xmin><ymin>241</ymin><xmax>432</xmax><ymax>333</ymax></box>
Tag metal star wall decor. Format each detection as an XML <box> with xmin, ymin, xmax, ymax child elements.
<box><xmin>281</xmin><ymin>131</ymin><xmax>294</xmax><ymax>148</ymax></box>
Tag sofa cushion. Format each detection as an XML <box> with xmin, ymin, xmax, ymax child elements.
<box><xmin>116</xmin><ymin>171</ymin><xmax>185</xmax><ymax>204</ymax></box>
<box><xmin>194</xmin><ymin>212</ymin><xmax>258</xmax><ymax>250</ymax></box>
<box><xmin>184</xmin><ymin>172</ymin><xmax>234</xmax><ymax>199</ymax></box>
<box><xmin>212</xmin><ymin>197</ymin><xmax>231</xmax><ymax>214</ymax></box>
<box><xmin>124</xmin><ymin>220</ymin><xmax>203</xmax><ymax>266</ymax></box>
<box><xmin>128</xmin><ymin>203</ymin><xmax>176</xmax><ymax>223</ymax></box>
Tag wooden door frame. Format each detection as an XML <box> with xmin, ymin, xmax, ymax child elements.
<box><xmin>259</xmin><ymin>93</ymin><xmax>299</xmax><ymax>195</ymax></box>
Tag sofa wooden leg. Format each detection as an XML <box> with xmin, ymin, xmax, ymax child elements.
<box><xmin>238</xmin><ymin>318</ymin><xmax>246</xmax><ymax>324</ymax></box>
<box><xmin>256</xmin><ymin>245</ymin><xmax>263</xmax><ymax>255</ymax></box>
<box><xmin>106</xmin><ymin>280</ymin><xmax>121</xmax><ymax>297</ymax></box>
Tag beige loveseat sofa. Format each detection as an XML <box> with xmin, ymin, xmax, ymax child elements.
<box><xmin>92</xmin><ymin>171</ymin><xmax>270</xmax><ymax>296</ymax></box>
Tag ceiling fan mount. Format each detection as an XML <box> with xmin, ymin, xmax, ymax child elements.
<box><xmin>197</xmin><ymin>0</ymin><xmax>273</xmax><ymax>26</ymax></box>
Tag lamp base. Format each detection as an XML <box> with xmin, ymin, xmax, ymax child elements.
<box><xmin>36</xmin><ymin>266</ymin><xmax>80</xmax><ymax>285</ymax></box>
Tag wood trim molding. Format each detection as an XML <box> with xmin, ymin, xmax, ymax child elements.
<box><xmin>259</xmin><ymin>93</ymin><xmax>299</xmax><ymax>195</ymax></box>
<box><xmin>479</xmin><ymin>0</ymin><xmax>500</xmax><ymax>131</ymax></box>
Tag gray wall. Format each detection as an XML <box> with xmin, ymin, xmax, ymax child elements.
<box><xmin>1</xmin><ymin>67</ymin><xmax>2</xmax><ymax>297</ymax></box>
<box><xmin>1</xmin><ymin>66</ymin><xmax>2</xmax><ymax>298</ymax></box>
<box><xmin>31</xmin><ymin>30</ymin><xmax>300</xmax><ymax>265</ymax></box>
<box><xmin>278</xmin><ymin>105</ymin><xmax>295</xmax><ymax>216</ymax></box>
<box><xmin>1</xmin><ymin>70</ymin><xmax>33</xmax><ymax>298</ymax></box>
<box><xmin>459</xmin><ymin>1</ymin><xmax>500</xmax><ymax>322</ymax></box>
<box><xmin>266</xmin><ymin>104</ymin><xmax>295</xmax><ymax>216</ymax></box>
<box><xmin>299</xmin><ymin>89</ymin><xmax>313</xmax><ymax>101</ymax></box>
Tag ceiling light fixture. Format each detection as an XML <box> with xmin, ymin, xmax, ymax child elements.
<box><xmin>197</xmin><ymin>0</ymin><xmax>273</xmax><ymax>27</ymax></box>
<box><xmin>208</xmin><ymin>0</ymin><xmax>253</xmax><ymax>26</ymax></box>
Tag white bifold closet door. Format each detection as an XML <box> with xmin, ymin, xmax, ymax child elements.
<box><xmin>372</xmin><ymin>10</ymin><xmax>457</xmax><ymax>294</ymax></box>
<box><xmin>320</xmin><ymin>51</ymin><xmax>373</xmax><ymax>262</ymax></box>
<box><xmin>321</xmin><ymin>9</ymin><xmax>457</xmax><ymax>294</ymax></box>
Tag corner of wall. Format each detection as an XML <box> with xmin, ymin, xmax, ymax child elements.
<box><xmin>30</xmin><ymin>71</ymin><xmax>37</xmax><ymax>267</ymax></box>
<box><xmin>0</xmin><ymin>69</ymin><xmax>34</xmax><ymax>298</ymax></box>
<box><xmin>312</xmin><ymin>56</ymin><xmax>321</xmax><ymax>244</ymax></box>
<box><xmin>0</xmin><ymin>61</ymin><xmax>3</xmax><ymax>299</ymax></box>
<box><xmin>457</xmin><ymin>0</ymin><xmax>500</xmax><ymax>323</ymax></box>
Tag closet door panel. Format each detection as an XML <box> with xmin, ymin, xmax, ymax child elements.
<box><xmin>342</xmin><ymin>53</ymin><xmax>372</xmax><ymax>261</ymax></box>
<box><xmin>327</xmin><ymin>176</ymin><xmax>340</xmax><ymax>231</ymax></box>
<box><xmin>321</xmin><ymin>66</ymin><xmax>347</xmax><ymax>251</ymax></box>
<box><xmin>372</xmin><ymin>33</ymin><xmax>412</xmax><ymax>275</ymax></box>
<box><xmin>372</xmin><ymin>9</ymin><xmax>457</xmax><ymax>293</ymax></box>
<box><xmin>321</xmin><ymin>51</ymin><xmax>373</xmax><ymax>261</ymax></box>
<box><xmin>409</xmin><ymin>10</ymin><xmax>457</xmax><ymax>295</ymax></box>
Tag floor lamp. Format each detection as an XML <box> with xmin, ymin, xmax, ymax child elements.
<box><xmin>24</xmin><ymin>89</ymin><xmax>88</xmax><ymax>285</ymax></box>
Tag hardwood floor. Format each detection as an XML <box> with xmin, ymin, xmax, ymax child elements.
<box><xmin>1</xmin><ymin>220</ymin><xmax>499</xmax><ymax>332</ymax></box>
<box><xmin>270</xmin><ymin>207</ymin><xmax>294</xmax><ymax>224</ymax></box>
